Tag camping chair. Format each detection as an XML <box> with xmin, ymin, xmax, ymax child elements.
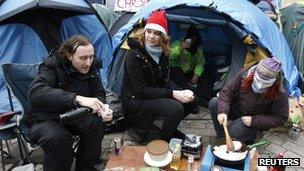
<box><xmin>2</xmin><ymin>63</ymin><xmax>88</xmax><ymax>168</ymax></box>
<box><xmin>1</xmin><ymin>63</ymin><xmax>40</xmax><ymax>167</ymax></box>
<box><xmin>0</xmin><ymin>111</ymin><xmax>24</xmax><ymax>170</ymax></box>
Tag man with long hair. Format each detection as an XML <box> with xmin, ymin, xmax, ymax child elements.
<box><xmin>27</xmin><ymin>35</ymin><xmax>112</xmax><ymax>170</ymax></box>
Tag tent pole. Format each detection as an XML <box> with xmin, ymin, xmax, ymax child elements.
<box><xmin>6</xmin><ymin>88</ymin><xmax>14</xmax><ymax>112</ymax></box>
<box><xmin>275</xmin><ymin>0</ymin><xmax>282</xmax><ymax>30</ymax></box>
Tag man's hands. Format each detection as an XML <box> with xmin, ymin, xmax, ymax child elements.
<box><xmin>75</xmin><ymin>95</ymin><xmax>113</xmax><ymax>122</ymax></box>
<box><xmin>173</xmin><ymin>89</ymin><xmax>194</xmax><ymax>103</ymax></box>
<box><xmin>76</xmin><ymin>96</ymin><xmax>103</xmax><ymax>113</ymax></box>
<box><xmin>97</xmin><ymin>104</ymin><xmax>113</xmax><ymax>122</ymax></box>
<box><xmin>217</xmin><ymin>113</ymin><xmax>227</xmax><ymax>125</ymax></box>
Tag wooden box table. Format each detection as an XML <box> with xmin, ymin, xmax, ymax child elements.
<box><xmin>105</xmin><ymin>146</ymin><xmax>204</xmax><ymax>170</ymax></box>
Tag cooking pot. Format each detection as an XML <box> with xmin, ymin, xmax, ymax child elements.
<box><xmin>211</xmin><ymin>138</ymin><xmax>268</xmax><ymax>165</ymax></box>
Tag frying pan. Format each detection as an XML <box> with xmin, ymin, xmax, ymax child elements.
<box><xmin>211</xmin><ymin>138</ymin><xmax>268</xmax><ymax>165</ymax></box>
<box><xmin>212</xmin><ymin>138</ymin><xmax>247</xmax><ymax>165</ymax></box>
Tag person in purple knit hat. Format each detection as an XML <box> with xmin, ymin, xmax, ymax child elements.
<box><xmin>209</xmin><ymin>58</ymin><xmax>289</xmax><ymax>144</ymax></box>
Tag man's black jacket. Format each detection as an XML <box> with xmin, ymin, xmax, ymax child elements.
<box><xmin>26</xmin><ymin>52</ymin><xmax>105</xmax><ymax>125</ymax></box>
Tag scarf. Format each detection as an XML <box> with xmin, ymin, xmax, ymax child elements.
<box><xmin>145</xmin><ymin>44</ymin><xmax>163</xmax><ymax>64</ymax></box>
<box><xmin>249</xmin><ymin>65</ymin><xmax>277</xmax><ymax>94</ymax></box>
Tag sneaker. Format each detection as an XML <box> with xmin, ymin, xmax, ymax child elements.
<box><xmin>27</xmin><ymin>142</ymin><xmax>39</xmax><ymax>151</ymax></box>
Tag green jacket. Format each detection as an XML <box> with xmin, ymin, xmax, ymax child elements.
<box><xmin>169</xmin><ymin>41</ymin><xmax>205</xmax><ymax>77</ymax></box>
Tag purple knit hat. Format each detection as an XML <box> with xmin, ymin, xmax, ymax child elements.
<box><xmin>256</xmin><ymin>58</ymin><xmax>282</xmax><ymax>80</ymax></box>
<box><xmin>260</xmin><ymin>58</ymin><xmax>282</xmax><ymax>73</ymax></box>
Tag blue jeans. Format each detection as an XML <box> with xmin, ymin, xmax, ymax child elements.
<box><xmin>209</xmin><ymin>97</ymin><xmax>260</xmax><ymax>144</ymax></box>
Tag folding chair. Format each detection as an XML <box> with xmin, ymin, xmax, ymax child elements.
<box><xmin>2</xmin><ymin>63</ymin><xmax>85</xmax><ymax>169</ymax></box>
<box><xmin>0</xmin><ymin>111</ymin><xmax>23</xmax><ymax>170</ymax></box>
<box><xmin>1</xmin><ymin>63</ymin><xmax>40</xmax><ymax>167</ymax></box>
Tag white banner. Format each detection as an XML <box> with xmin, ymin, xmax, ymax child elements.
<box><xmin>114</xmin><ymin>0</ymin><xmax>151</xmax><ymax>12</ymax></box>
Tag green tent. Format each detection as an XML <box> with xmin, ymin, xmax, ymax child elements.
<box><xmin>92</xmin><ymin>4</ymin><xmax>118</xmax><ymax>30</ymax></box>
<box><xmin>281</xmin><ymin>3</ymin><xmax>304</xmax><ymax>74</ymax></box>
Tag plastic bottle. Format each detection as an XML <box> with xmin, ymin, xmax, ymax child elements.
<box><xmin>187</xmin><ymin>155</ymin><xmax>194</xmax><ymax>171</ymax></box>
<box><xmin>288</xmin><ymin>123</ymin><xmax>300</xmax><ymax>140</ymax></box>
<box><xmin>170</xmin><ymin>144</ymin><xmax>182</xmax><ymax>170</ymax></box>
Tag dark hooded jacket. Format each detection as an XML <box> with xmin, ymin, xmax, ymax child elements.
<box><xmin>218</xmin><ymin>68</ymin><xmax>289</xmax><ymax>130</ymax></box>
<box><xmin>26</xmin><ymin>51</ymin><xmax>105</xmax><ymax>126</ymax></box>
<box><xmin>121</xmin><ymin>38</ymin><xmax>180</xmax><ymax>128</ymax></box>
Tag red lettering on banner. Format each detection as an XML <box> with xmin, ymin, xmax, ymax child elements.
<box><xmin>116</xmin><ymin>0</ymin><xmax>123</xmax><ymax>8</ymax></box>
<box><xmin>126</xmin><ymin>0</ymin><xmax>132</xmax><ymax>9</ymax></box>
<box><xmin>115</xmin><ymin>0</ymin><xmax>150</xmax><ymax>12</ymax></box>
<box><xmin>133</xmin><ymin>0</ymin><xmax>143</xmax><ymax>8</ymax></box>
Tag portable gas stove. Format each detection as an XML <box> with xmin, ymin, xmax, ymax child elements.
<box><xmin>201</xmin><ymin>145</ymin><xmax>251</xmax><ymax>171</ymax></box>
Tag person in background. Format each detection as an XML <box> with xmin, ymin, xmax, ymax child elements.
<box><xmin>209</xmin><ymin>58</ymin><xmax>288</xmax><ymax>144</ymax></box>
<box><xmin>121</xmin><ymin>10</ymin><xmax>198</xmax><ymax>142</ymax></box>
<box><xmin>170</xmin><ymin>25</ymin><xmax>205</xmax><ymax>94</ymax></box>
<box><xmin>256</xmin><ymin>0</ymin><xmax>278</xmax><ymax>21</ymax></box>
<box><xmin>27</xmin><ymin>35</ymin><xmax>113</xmax><ymax>171</ymax></box>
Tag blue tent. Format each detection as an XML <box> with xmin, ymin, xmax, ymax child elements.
<box><xmin>108</xmin><ymin>0</ymin><xmax>301</xmax><ymax>99</ymax></box>
<box><xmin>0</xmin><ymin>0</ymin><xmax>113</xmax><ymax>113</ymax></box>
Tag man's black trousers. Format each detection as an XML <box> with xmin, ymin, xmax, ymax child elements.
<box><xmin>29</xmin><ymin>114</ymin><xmax>104</xmax><ymax>171</ymax></box>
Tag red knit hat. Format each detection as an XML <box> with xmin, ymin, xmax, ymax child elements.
<box><xmin>144</xmin><ymin>10</ymin><xmax>168</xmax><ymax>35</ymax></box>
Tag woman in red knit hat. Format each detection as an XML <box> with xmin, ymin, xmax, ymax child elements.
<box><xmin>121</xmin><ymin>10</ymin><xmax>198</xmax><ymax>142</ymax></box>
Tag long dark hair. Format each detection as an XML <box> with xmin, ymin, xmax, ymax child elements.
<box><xmin>184</xmin><ymin>25</ymin><xmax>202</xmax><ymax>55</ymax></box>
<box><xmin>57</xmin><ymin>35</ymin><xmax>92</xmax><ymax>60</ymax></box>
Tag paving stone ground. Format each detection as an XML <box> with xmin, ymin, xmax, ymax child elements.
<box><xmin>1</xmin><ymin>107</ymin><xmax>304</xmax><ymax>170</ymax></box>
